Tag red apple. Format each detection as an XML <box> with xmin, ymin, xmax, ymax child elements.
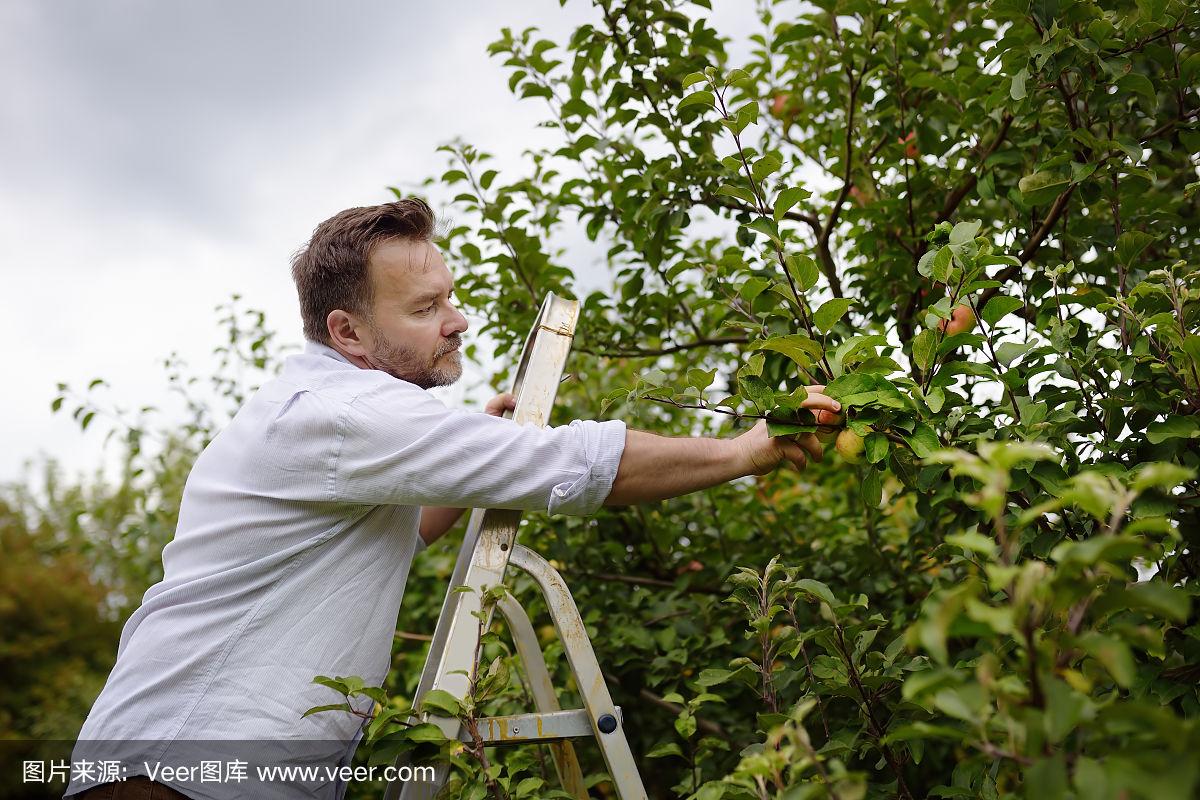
<box><xmin>899</xmin><ymin>131</ymin><xmax>918</xmax><ymax>158</ymax></box>
<box><xmin>771</xmin><ymin>93</ymin><xmax>790</xmax><ymax>119</ymax></box>
<box><xmin>938</xmin><ymin>304</ymin><xmax>976</xmax><ymax>336</ymax></box>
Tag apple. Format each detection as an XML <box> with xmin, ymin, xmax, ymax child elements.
<box><xmin>771</xmin><ymin>93</ymin><xmax>790</xmax><ymax>119</ymax></box>
<box><xmin>835</xmin><ymin>429</ymin><xmax>865</xmax><ymax>463</ymax></box>
<box><xmin>899</xmin><ymin>131</ymin><xmax>919</xmax><ymax>158</ymax></box>
<box><xmin>938</xmin><ymin>303</ymin><xmax>976</xmax><ymax>336</ymax></box>
<box><xmin>849</xmin><ymin>185</ymin><xmax>867</xmax><ymax>207</ymax></box>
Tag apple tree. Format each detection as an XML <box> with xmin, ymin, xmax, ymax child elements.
<box><xmin>371</xmin><ymin>0</ymin><xmax>1200</xmax><ymax>797</ymax></box>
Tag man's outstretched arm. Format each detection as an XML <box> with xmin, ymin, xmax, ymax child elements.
<box><xmin>604</xmin><ymin>387</ymin><xmax>841</xmax><ymax>506</ymax></box>
<box><xmin>416</xmin><ymin>386</ymin><xmax>840</xmax><ymax>542</ymax></box>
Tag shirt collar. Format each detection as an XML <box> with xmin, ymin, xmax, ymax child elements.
<box><xmin>303</xmin><ymin>340</ymin><xmax>355</xmax><ymax>366</ymax></box>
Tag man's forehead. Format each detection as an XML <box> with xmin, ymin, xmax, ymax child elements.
<box><xmin>370</xmin><ymin>240</ymin><xmax>452</xmax><ymax>295</ymax></box>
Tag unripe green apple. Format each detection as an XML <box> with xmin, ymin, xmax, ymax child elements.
<box><xmin>835</xmin><ymin>429</ymin><xmax>865</xmax><ymax>463</ymax></box>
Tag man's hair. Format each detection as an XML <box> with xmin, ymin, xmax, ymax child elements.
<box><xmin>290</xmin><ymin>198</ymin><xmax>437</xmax><ymax>344</ymax></box>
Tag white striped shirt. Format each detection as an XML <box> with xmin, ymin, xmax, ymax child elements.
<box><xmin>67</xmin><ymin>341</ymin><xmax>626</xmax><ymax>799</ymax></box>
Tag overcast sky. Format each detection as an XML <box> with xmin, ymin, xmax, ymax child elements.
<box><xmin>0</xmin><ymin>0</ymin><xmax>759</xmax><ymax>485</ymax></box>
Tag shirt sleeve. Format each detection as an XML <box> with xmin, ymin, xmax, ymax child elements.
<box><xmin>332</xmin><ymin>381</ymin><xmax>626</xmax><ymax>516</ymax></box>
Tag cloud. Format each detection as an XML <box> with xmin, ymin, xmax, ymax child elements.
<box><xmin>0</xmin><ymin>0</ymin><xmax>760</xmax><ymax>483</ymax></box>
<box><xmin>0</xmin><ymin>0</ymin><xmax>602</xmax><ymax>482</ymax></box>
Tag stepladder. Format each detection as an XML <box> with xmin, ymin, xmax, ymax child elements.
<box><xmin>385</xmin><ymin>293</ymin><xmax>648</xmax><ymax>800</ymax></box>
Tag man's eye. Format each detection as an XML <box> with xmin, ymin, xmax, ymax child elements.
<box><xmin>421</xmin><ymin>303</ymin><xmax>436</xmax><ymax>313</ymax></box>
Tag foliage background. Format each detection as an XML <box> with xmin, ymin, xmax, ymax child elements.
<box><xmin>5</xmin><ymin>0</ymin><xmax>1200</xmax><ymax>798</ymax></box>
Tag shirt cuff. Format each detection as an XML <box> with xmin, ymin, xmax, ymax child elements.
<box><xmin>547</xmin><ymin>419</ymin><xmax>626</xmax><ymax>516</ymax></box>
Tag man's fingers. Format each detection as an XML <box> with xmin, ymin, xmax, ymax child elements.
<box><xmin>484</xmin><ymin>392</ymin><xmax>517</xmax><ymax>416</ymax></box>
<box><xmin>797</xmin><ymin>433</ymin><xmax>823</xmax><ymax>463</ymax></box>
<box><xmin>800</xmin><ymin>392</ymin><xmax>841</xmax><ymax>413</ymax></box>
<box><xmin>814</xmin><ymin>409</ymin><xmax>843</xmax><ymax>426</ymax></box>
<box><xmin>779</xmin><ymin>440</ymin><xmax>809</xmax><ymax>471</ymax></box>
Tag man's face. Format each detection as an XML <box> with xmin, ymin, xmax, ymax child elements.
<box><xmin>360</xmin><ymin>240</ymin><xmax>468</xmax><ymax>389</ymax></box>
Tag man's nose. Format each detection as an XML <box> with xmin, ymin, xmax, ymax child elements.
<box><xmin>445</xmin><ymin>305</ymin><xmax>468</xmax><ymax>336</ymax></box>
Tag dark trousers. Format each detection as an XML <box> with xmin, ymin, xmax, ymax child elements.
<box><xmin>73</xmin><ymin>776</ymin><xmax>193</xmax><ymax>799</ymax></box>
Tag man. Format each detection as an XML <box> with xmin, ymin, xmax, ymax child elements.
<box><xmin>66</xmin><ymin>199</ymin><xmax>841</xmax><ymax>799</ymax></box>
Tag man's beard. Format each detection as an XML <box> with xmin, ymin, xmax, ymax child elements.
<box><xmin>366</xmin><ymin>327</ymin><xmax>463</xmax><ymax>389</ymax></box>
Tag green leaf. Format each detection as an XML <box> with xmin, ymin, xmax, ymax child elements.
<box><xmin>813</xmin><ymin>298</ymin><xmax>853</xmax><ymax>334</ymax></box>
<box><xmin>1026</xmin><ymin>754</ymin><xmax>1069</xmax><ymax>799</ymax></box>
<box><xmin>754</xmin><ymin>335</ymin><xmax>822</xmax><ymax>369</ymax></box>
<box><xmin>682</xmin><ymin>71</ymin><xmax>707</xmax><ymax>88</ymax></box>
<box><xmin>793</xmin><ymin>578</ymin><xmax>837</xmax><ymax>606</ymax></box>
<box><xmin>1131</xmin><ymin>462</ymin><xmax>1195</xmax><ymax>493</ymax></box>
<box><xmin>646</xmin><ymin>741</ymin><xmax>685</xmax><ymax>759</ymax></box>
<box><xmin>739</xmin><ymin>375</ymin><xmax>774</xmax><ymax>412</ymax></box>
<box><xmin>403</xmin><ymin>722</ymin><xmax>450</xmax><ymax>743</ymax></box>
<box><xmin>1044</xmin><ymin>678</ymin><xmax>1091</xmax><ymax>745</ymax></box>
<box><xmin>917</xmin><ymin>249</ymin><xmax>938</xmax><ymax>278</ymax></box>
<box><xmin>1136</xmin><ymin>0</ymin><xmax>1166</xmax><ymax>22</ymax></box>
<box><xmin>932</xmin><ymin>247</ymin><xmax>954</xmax><ymax>284</ymax></box>
<box><xmin>773</xmin><ymin>187</ymin><xmax>811</xmax><ymax>221</ymax></box>
<box><xmin>945</xmin><ymin>530</ymin><xmax>997</xmax><ymax>557</ymax></box>
<box><xmin>1146</xmin><ymin>415</ymin><xmax>1200</xmax><ymax>444</ymax></box>
<box><xmin>674</xmin><ymin>710</ymin><xmax>697</xmax><ymax>738</ymax></box>
<box><xmin>1019</xmin><ymin>171</ymin><xmax>1070</xmax><ymax>205</ymax></box>
<box><xmin>694</xmin><ymin>668</ymin><xmax>735</xmax><ymax>687</ymax></box>
<box><xmin>1115</xmin><ymin>230</ymin><xmax>1155</xmax><ymax>267</ymax></box>
<box><xmin>785</xmin><ymin>254</ymin><xmax>819</xmax><ymax>291</ymax></box>
<box><xmin>996</xmin><ymin>340</ymin><xmax>1035</xmax><ymax>366</ymax></box>
<box><xmin>826</xmin><ymin>373</ymin><xmax>908</xmax><ymax>409</ymax></box>
<box><xmin>865</xmin><ymin>432</ymin><xmax>889</xmax><ymax>464</ymax></box>
<box><xmin>687</xmin><ymin>367</ymin><xmax>717</xmax><ymax>393</ymax></box>
<box><xmin>1010</xmin><ymin>68</ymin><xmax>1029</xmax><ymax>100</ymax></box>
<box><xmin>862</xmin><ymin>467</ymin><xmax>883</xmax><ymax>508</ymax></box>
<box><xmin>904</xmin><ymin>424</ymin><xmax>941</xmax><ymax>459</ymax></box>
<box><xmin>302</xmin><ymin>703</ymin><xmax>352</xmax><ymax>718</ymax></box>
<box><xmin>751</xmin><ymin>153</ymin><xmax>782</xmax><ymax>184</ymax></box>
<box><xmin>313</xmin><ymin>675</ymin><xmax>349</xmax><ymax>695</ymax></box>
<box><xmin>677</xmin><ymin>90</ymin><xmax>715</xmax><ymax>111</ymax></box>
<box><xmin>981</xmin><ymin>295</ymin><xmax>1023</xmax><ymax>325</ymax></box>
<box><xmin>911</xmin><ymin>328</ymin><xmax>937</xmax><ymax>372</ymax></box>
<box><xmin>949</xmin><ymin>220</ymin><xmax>981</xmax><ymax>246</ymax></box>
<box><xmin>883</xmin><ymin>722</ymin><xmax>967</xmax><ymax>744</ymax></box>
<box><xmin>717</xmin><ymin>182</ymin><xmax>755</xmax><ymax>204</ymax></box>
<box><xmin>420</xmin><ymin>689</ymin><xmax>463</xmax><ymax>718</ymax></box>
<box><xmin>1077</xmin><ymin>632</ymin><xmax>1136</xmax><ymax>688</ymax></box>
<box><xmin>1126</xmin><ymin>581</ymin><xmax>1191</xmax><ymax>622</ymax></box>
<box><xmin>767</xmin><ymin>421</ymin><xmax>816</xmax><ymax>437</ymax></box>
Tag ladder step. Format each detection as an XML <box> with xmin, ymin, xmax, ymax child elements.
<box><xmin>471</xmin><ymin>707</ymin><xmax>623</xmax><ymax>745</ymax></box>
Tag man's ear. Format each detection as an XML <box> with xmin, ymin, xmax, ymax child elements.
<box><xmin>326</xmin><ymin>309</ymin><xmax>372</xmax><ymax>357</ymax></box>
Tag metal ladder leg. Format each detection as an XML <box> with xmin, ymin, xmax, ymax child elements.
<box><xmin>509</xmin><ymin>545</ymin><xmax>648</xmax><ymax>800</ymax></box>
<box><xmin>495</xmin><ymin>593</ymin><xmax>589</xmax><ymax>799</ymax></box>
